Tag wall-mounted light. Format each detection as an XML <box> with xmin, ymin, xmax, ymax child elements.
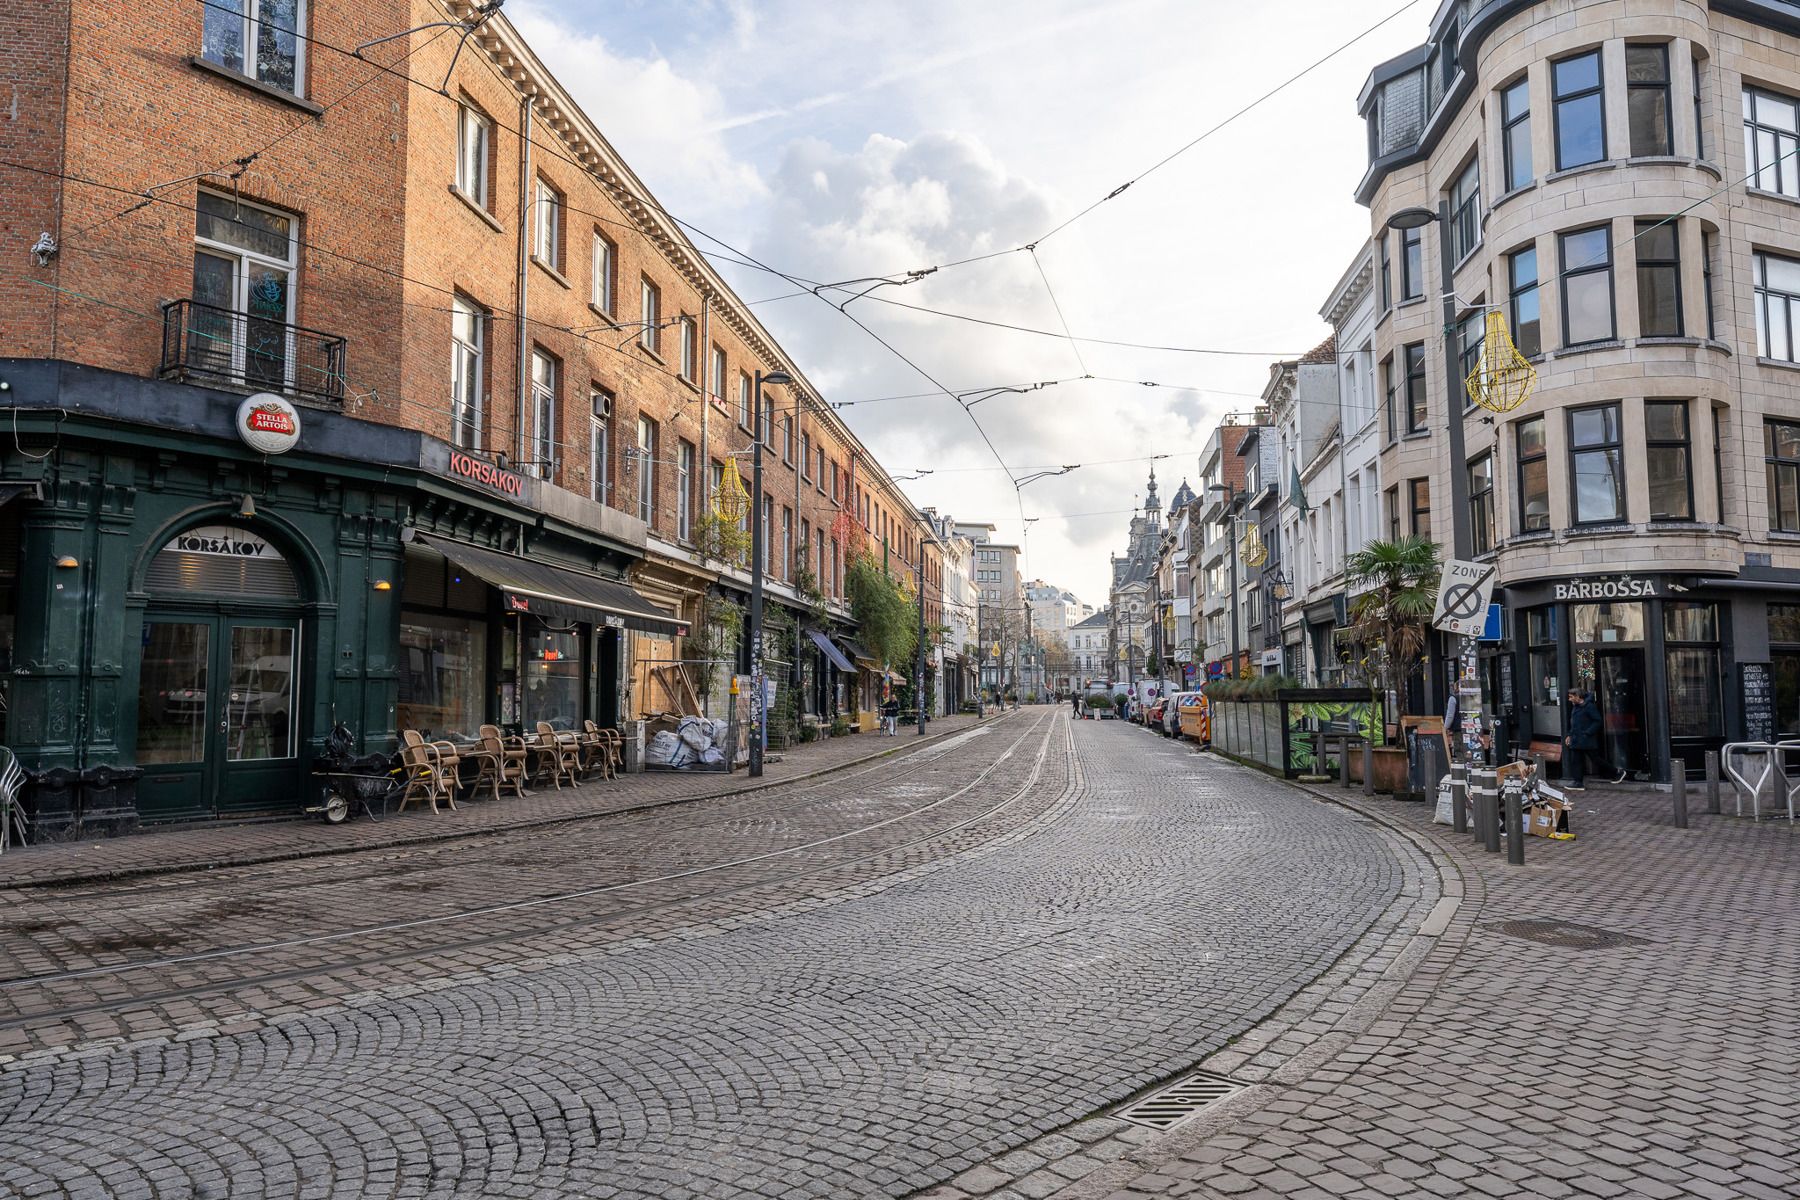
<box><xmin>237</xmin><ymin>494</ymin><xmax>257</xmax><ymax>519</ymax></box>
<box><xmin>55</xmin><ymin>555</ymin><xmax>79</xmax><ymax>569</ymax></box>
<box><xmin>374</xmin><ymin>579</ymin><xmax>393</xmax><ymax>591</ymax></box>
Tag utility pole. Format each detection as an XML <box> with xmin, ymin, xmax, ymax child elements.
<box><xmin>915</xmin><ymin>541</ymin><xmax>931</xmax><ymax>735</ymax></box>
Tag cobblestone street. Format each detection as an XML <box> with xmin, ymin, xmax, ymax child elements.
<box><xmin>0</xmin><ymin>713</ymin><xmax>1418</xmax><ymax>1198</ymax></box>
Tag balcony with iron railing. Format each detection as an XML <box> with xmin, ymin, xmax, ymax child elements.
<box><xmin>159</xmin><ymin>298</ymin><xmax>347</xmax><ymax>406</ymax></box>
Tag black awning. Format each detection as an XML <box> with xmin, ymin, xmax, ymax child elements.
<box><xmin>415</xmin><ymin>534</ymin><xmax>686</xmax><ymax>635</ymax></box>
<box><xmin>0</xmin><ymin>481</ymin><xmax>41</xmax><ymax>508</ymax></box>
<box><xmin>807</xmin><ymin>629</ymin><xmax>854</xmax><ymax>672</ymax></box>
<box><xmin>837</xmin><ymin>636</ymin><xmax>879</xmax><ymax>669</ymax></box>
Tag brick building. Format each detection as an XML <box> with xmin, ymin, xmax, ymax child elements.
<box><xmin>0</xmin><ymin>0</ymin><xmax>942</xmax><ymax>836</ymax></box>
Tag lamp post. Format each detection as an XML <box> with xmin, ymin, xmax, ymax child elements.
<box><xmin>915</xmin><ymin>534</ymin><xmax>936</xmax><ymax>735</ymax></box>
<box><xmin>1387</xmin><ymin>203</ymin><xmax>1472</xmax><ymax>713</ymax></box>
<box><xmin>748</xmin><ymin>367</ymin><xmax>793</xmax><ymax>778</ymax></box>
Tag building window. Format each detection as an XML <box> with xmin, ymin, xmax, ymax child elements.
<box><xmin>450</xmin><ymin>294</ymin><xmax>484</xmax><ymax>450</ymax></box>
<box><xmin>1766</xmin><ymin>420</ymin><xmax>1800</xmax><ymax>532</ymax></box>
<box><xmin>1744</xmin><ymin>87</ymin><xmax>1800</xmax><ymax>199</ymax></box>
<box><xmin>1754</xmin><ymin>251</ymin><xmax>1800</xmax><ymax>362</ymax></box>
<box><xmin>1401</xmin><ymin>225</ymin><xmax>1423</xmax><ymax>301</ymax></box>
<box><xmin>1568</xmin><ymin>402</ymin><xmax>1623</xmax><ymax>524</ymax></box>
<box><xmin>1457</xmin><ymin>308</ymin><xmax>1484</xmax><ymax>409</ymax></box>
<box><xmin>1626</xmin><ymin>44</ymin><xmax>1673</xmax><ymax>156</ymax></box>
<box><xmin>1692</xmin><ymin>55</ymin><xmax>1707</xmax><ymax>159</ymax></box>
<box><xmin>710</xmin><ymin>346</ymin><xmax>726</xmax><ymax>406</ymax></box>
<box><xmin>529</xmin><ymin>350</ymin><xmax>557</xmax><ymax>481</ymax></box>
<box><xmin>678</xmin><ymin>315</ymin><xmax>697</xmax><ymax>382</ymax></box>
<box><xmin>1666</xmin><ymin>603</ymin><xmax>1723</xmax><ymax>740</ymax></box>
<box><xmin>1559</xmin><ymin>225</ymin><xmax>1615</xmax><ymax>345</ymax></box>
<box><xmin>1381</xmin><ymin>354</ymin><xmax>1396</xmax><ymax>441</ymax></box>
<box><xmin>1646</xmin><ymin>400</ymin><xmax>1692</xmax><ymax>521</ymax></box>
<box><xmin>1468</xmin><ymin>454</ymin><xmax>1495</xmax><ymax>555</ymax></box>
<box><xmin>590</xmin><ymin>389</ymin><xmax>612</xmax><ymax>504</ymax></box>
<box><xmin>640</xmin><ymin>278</ymin><xmax>660</xmax><ymax>355</ymax></box>
<box><xmin>636</xmin><ymin>417</ymin><xmax>656</xmax><ymax>524</ymax></box>
<box><xmin>1380</xmin><ymin>235</ymin><xmax>1392</xmax><ymax>310</ymax></box>
<box><xmin>737</xmin><ymin>372</ymin><xmax>752</xmax><ymax>428</ymax></box>
<box><xmin>762</xmin><ymin>496</ymin><xmax>774</xmax><ymax>573</ymax></box>
<box><xmin>456</xmin><ymin>103</ymin><xmax>489</xmax><ymax>207</ymax></box>
<box><xmin>534</xmin><ymin>177</ymin><xmax>561</xmax><ymax>268</ymax></box>
<box><xmin>801</xmin><ymin>432</ymin><xmax>812</xmax><ymax>478</ymax></box>
<box><xmin>191</xmin><ymin>189</ymin><xmax>297</xmax><ymax>390</ymax></box>
<box><xmin>782</xmin><ymin>507</ymin><xmax>793</xmax><ymax>577</ymax></box>
<box><xmin>1386</xmin><ymin>485</ymin><xmax>1400</xmax><ymax>542</ymax></box>
<box><xmin>1448</xmin><ymin>156</ymin><xmax>1480</xmax><ymax>262</ymax></box>
<box><xmin>1404</xmin><ymin>342</ymin><xmax>1427</xmax><ymax>433</ymax></box>
<box><xmin>1516</xmin><ymin>415</ymin><xmax>1549</xmax><ymax>532</ymax></box>
<box><xmin>817</xmin><ymin>445</ymin><xmax>827</xmax><ymax>491</ymax></box>
<box><xmin>592</xmin><ymin>234</ymin><xmax>615</xmax><ymax>313</ymax></box>
<box><xmin>1409</xmin><ymin>478</ymin><xmax>1432</xmax><ymax>541</ymax></box>
<box><xmin>202</xmin><ymin>0</ymin><xmax>305</xmax><ymax>96</ymax></box>
<box><xmin>1501</xmin><ymin>76</ymin><xmax>1532</xmax><ymax>191</ymax></box>
<box><xmin>677</xmin><ymin>439</ymin><xmax>695</xmax><ymax>540</ymax></box>
<box><xmin>1703</xmin><ymin>232</ymin><xmax>1718</xmax><ymax>340</ymax></box>
<box><xmin>1553</xmin><ymin>50</ymin><xmax>1606</xmax><ymax>170</ymax></box>
<box><xmin>1636</xmin><ymin>219</ymin><xmax>1683</xmax><ymax>337</ymax></box>
<box><xmin>1506</xmin><ymin>245</ymin><xmax>1541</xmax><ymax>358</ymax></box>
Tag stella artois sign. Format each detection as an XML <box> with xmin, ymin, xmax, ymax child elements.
<box><xmin>236</xmin><ymin>393</ymin><xmax>301</xmax><ymax>455</ymax></box>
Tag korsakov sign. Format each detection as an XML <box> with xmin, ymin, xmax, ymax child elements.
<box><xmin>446</xmin><ymin>450</ymin><xmax>525</xmax><ymax>497</ymax></box>
<box><xmin>1552</xmin><ymin>577</ymin><xmax>1658</xmax><ymax>600</ymax></box>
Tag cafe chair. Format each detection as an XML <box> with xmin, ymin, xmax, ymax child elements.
<box><xmin>579</xmin><ymin>720</ymin><xmax>612</xmax><ymax>780</ymax></box>
<box><xmin>476</xmin><ymin>724</ymin><xmax>529</xmax><ymax>799</ymax></box>
<box><xmin>396</xmin><ymin>731</ymin><xmax>456</xmax><ymax>813</ymax></box>
<box><xmin>533</xmin><ymin>722</ymin><xmax>581</xmax><ymax>790</ymax></box>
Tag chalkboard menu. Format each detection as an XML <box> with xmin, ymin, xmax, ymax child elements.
<box><xmin>1741</xmin><ymin>662</ymin><xmax>1775</xmax><ymax>744</ymax></box>
<box><xmin>1500</xmin><ymin>656</ymin><xmax>1515</xmax><ymax>710</ymax></box>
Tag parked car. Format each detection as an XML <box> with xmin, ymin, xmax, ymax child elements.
<box><xmin>1161</xmin><ymin>692</ymin><xmax>1197</xmax><ymax>737</ymax></box>
<box><xmin>1146</xmin><ymin>698</ymin><xmax>1167</xmax><ymax>729</ymax></box>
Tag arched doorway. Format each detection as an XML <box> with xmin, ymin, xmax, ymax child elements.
<box><xmin>134</xmin><ymin>523</ymin><xmax>306</xmax><ymax>819</ymax></box>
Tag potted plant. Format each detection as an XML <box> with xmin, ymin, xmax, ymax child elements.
<box><xmin>1344</xmin><ymin>536</ymin><xmax>1441</xmax><ymax>795</ymax></box>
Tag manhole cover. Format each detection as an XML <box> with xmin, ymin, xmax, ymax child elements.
<box><xmin>1114</xmin><ymin>1070</ymin><xmax>1248</xmax><ymax>1130</ymax></box>
<box><xmin>1490</xmin><ymin>918</ymin><xmax>1648</xmax><ymax>950</ymax></box>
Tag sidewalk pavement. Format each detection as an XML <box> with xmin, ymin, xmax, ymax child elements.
<box><xmin>1080</xmin><ymin>774</ymin><xmax>1799</xmax><ymax>1200</ymax></box>
<box><xmin>0</xmin><ymin>712</ymin><xmax>998</xmax><ymax>889</ymax></box>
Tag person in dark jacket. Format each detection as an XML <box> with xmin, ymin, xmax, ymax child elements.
<box><xmin>1564</xmin><ymin>688</ymin><xmax>1604</xmax><ymax>789</ymax></box>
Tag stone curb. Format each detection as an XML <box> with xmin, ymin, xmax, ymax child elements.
<box><xmin>3</xmin><ymin>714</ymin><xmax>1013</xmax><ymax>889</ymax></box>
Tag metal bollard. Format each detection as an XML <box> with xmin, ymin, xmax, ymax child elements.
<box><xmin>1363</xmin><ymin>741</ymin><xmax>1375</xmax><ymax>797</ymax></box>
<box><xmin>1450</xmin><ymin>761</ymin><xmax>1468</xmax><ymax>834</ymax></box>
<box><xmin>1672</xmin><ymin>760</ymin><xmax>1689</xmax><ymax>829</ymax></box>
<box><xmin>1704</xmin><ymin>750</ymin><xmax>1721</xmax><ymax>815</ymax></box>
<box><xmin>1478</xmin><ymin>768</ymin><xmax>1502</xmax><ymax>854</ymax></box>
<box><xmin>1314</xmin><ymin>730</ymin><xmax>1327</xmax><ymax>777</ymax></box>
<box><xmin>1339</xmin><ymin>738</ymin><xmax>1352</xmax><ymax>788</ymax></box>
<box><xmin>1505</xmin><ymin>783</ymin><xmax>1525</xmax><ymax>864</ymax></box>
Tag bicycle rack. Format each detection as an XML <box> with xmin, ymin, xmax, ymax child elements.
<box><xmin>1720</xmin><ymin>742</ymin><xmax>1777</xmax><ymax>821</ymax></box>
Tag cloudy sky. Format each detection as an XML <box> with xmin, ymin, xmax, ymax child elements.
<box><xmin>511</xmin><ymin>0</ymin><xmax>1431</xmax><ymax>605</ymax></box>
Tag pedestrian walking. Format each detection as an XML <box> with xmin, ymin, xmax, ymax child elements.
<box><xmin>1563</xmin><ymin>688</ymin><xmax>1603</xmax><ymax>790</ymax></box>
<box><xmin>1070</xmin><ymin>691</ymin><xmax>1081</xmax><ymax>720</ymax></box>
<box><xmin>880</xmin><ymin>693</ymin><xmax>900</xmax><ymax>736</ymax></box>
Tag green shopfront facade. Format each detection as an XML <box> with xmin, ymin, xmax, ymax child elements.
<box><xmin>0</xmin><ymin>360</ymin><xmax>664</xmax><ymax>839</ymax></box>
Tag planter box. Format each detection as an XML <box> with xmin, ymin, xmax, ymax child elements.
<box><xmin>1369</xmin><ymin>746</ymin><xmax>1408</xmax><ymax>794</ymax></box>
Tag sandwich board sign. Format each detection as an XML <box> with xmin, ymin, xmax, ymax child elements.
<box><xmin>1432</xmin><ymin>560</ymin><xmax>1497</xmax><ymax>637</ymax></box>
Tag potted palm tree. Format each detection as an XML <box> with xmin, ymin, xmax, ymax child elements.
<box><xmin>1344</xmin><ymin>536</ymin><xmax>1441</xmax><ymax>794</ymax></box>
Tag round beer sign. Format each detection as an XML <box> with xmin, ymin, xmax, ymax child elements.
<box><xmin>236</xmin><ymin>393</ymin><xmax>301</xmax><ymax>455</ymax></box>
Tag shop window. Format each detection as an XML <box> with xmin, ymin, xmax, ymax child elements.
<box><xmin>1568</xmin><ymin>402</ymin><xmax>1624</xmax><ymax>524</ymax></box>
<box><xmin>1772</xmin><ymin>603</ymin><xmax>1800</xmax><ymax>737</ymax></box>
<box><xmin>1516</xmin><ymin>415</ymin><xmax>1549</xmax><ymax>532</ymax></box>
<box><xmin>397</xmin><ymin>614</ymin><xmax>487</xmax><ymax>740</ymax></box>
<box><xmin>1646</xmin><ymin>400</ymin><xmax>1692</xmax><ymax>520</ymax></box>
<box><xmin>1764</xmin><ymin>419</ymin><xmax>1800</xmax><ymax>532</ymax></box>
<box><xmin>1572</xmin><ymin>602</ymin><xmax>1645</xmax><ymax>644</ymax></box>
<box><xmin>524</xmin><ymin>621</ymin><xmax>582</xmax><ymax>730</ymax></box>
<box><xmin>1664</xmin><ymin>602</ymin><xmax>1721</xmax><ymax>739</ymax></box>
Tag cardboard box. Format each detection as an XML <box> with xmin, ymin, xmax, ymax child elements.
<box><xmin>1528</xmin><ymin>796</ymin><xmax>1573</xmax><ymax>839</ymax></box>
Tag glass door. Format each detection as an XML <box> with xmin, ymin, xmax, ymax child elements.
<box><xmin>136</xmin><ymin>620</ymin><xmax>216</xmax><ymax>819</ymax></box>
<box><xmin>218</xmin><ymin>621</ymin><xmax>299</xmax><ymax>812</ymax></box>
<box><xmin>1595</xmin><ymin>648</ymin><xmax>1649</xmax><ymax>779</ymax></box>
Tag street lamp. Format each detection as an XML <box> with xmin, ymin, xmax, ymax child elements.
<box><xmin>748</xmin><ymin>367</ymin><xmax>794</xmax><ymax>778</ymax></box>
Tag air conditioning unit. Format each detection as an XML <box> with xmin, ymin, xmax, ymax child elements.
<box><xmin>593</xmin><ymin>392</ymin><xmax>613</xmax><ymax>419</ymax></box>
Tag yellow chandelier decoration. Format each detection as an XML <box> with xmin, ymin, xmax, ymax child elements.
<box><xmin>1240</xmin><ymin>521</ymin><xmax>1269</xmax><ymax>568</ymax></box>
<box><xmin>1466</xmin><ymin>308</ymin><xmax>1536</xmax><ymax>414</ymax></box>
<box><xmin>713</xmin><ymin>457</ymin><xmax>751</xmax><ymax>522</ymax></box>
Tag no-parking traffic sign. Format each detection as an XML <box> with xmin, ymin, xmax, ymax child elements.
<box><xmin>1432</xmin><ymin>560</ymin><xmax>1497</xmax><ymax>637</ymax></box>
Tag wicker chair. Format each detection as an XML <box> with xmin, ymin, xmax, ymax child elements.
<box><xmin>532</xmin><ymin>722</ymin><xmax>581</xmax><ymax>790</ymax></box>
<box><xmin>396</xmin><ymin>732</ymin><xmax>456</xmax><ymax>813</ymax></box>
<box><xmin>476</xmin><ymin>725</ymin><xmax>529</xmax><ymax>799</ymax></box>
<box><xmin>579</xmin><ymin>720</ymin><xmax>613</xmax><ymax>780</ymax></box>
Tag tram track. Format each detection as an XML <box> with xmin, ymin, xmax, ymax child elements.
<box><xmin>0</xmin><ymin>710</ymin><xmax>1070</xmax><ymax>1033</ymax></box>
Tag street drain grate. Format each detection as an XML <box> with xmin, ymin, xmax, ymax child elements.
<box><xmin>1113</xmin><ymin>1070</ymin><xmax>1248</xmax><ymax>1130</ymax></box>
<box><xmin>1491</xmin><ymin>918</ymin><xmax>1649</xmax><ymax>950</ymax></box>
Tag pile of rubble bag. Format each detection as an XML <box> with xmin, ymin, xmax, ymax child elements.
<box><xmin>645</xmin><ymin>716</ymin><xmax>731</xmax><ymax>770</ymax></box>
